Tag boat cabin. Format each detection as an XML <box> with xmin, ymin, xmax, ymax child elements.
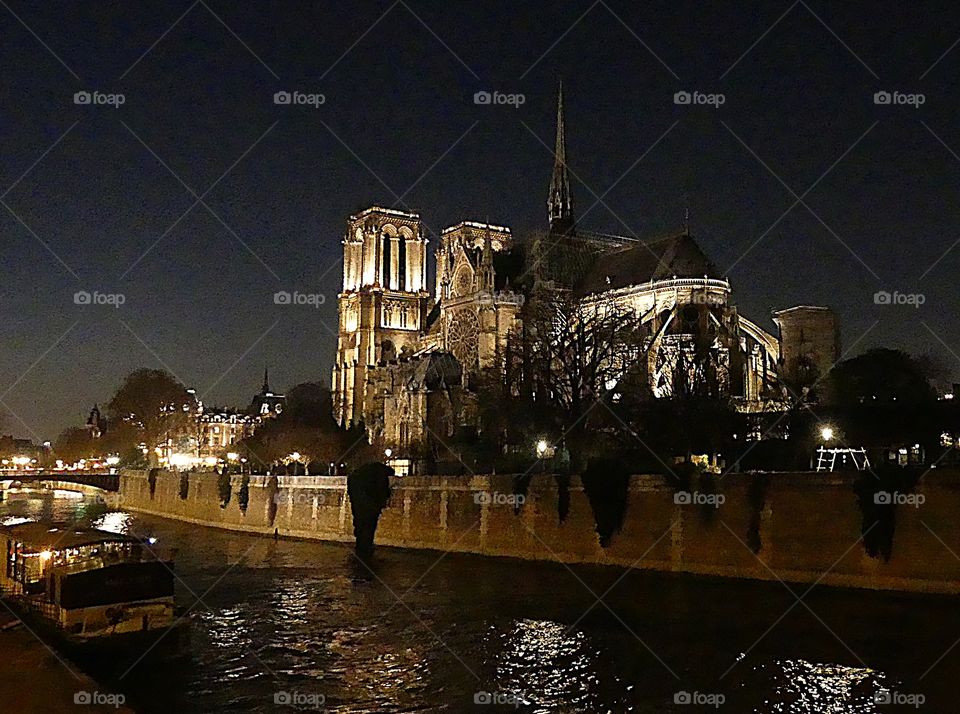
<box><xmin>0</xmin><ymin>522</ymin><xmax>176</xmax><ymax>640</ymax></box>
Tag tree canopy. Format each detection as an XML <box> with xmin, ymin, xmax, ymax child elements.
<box><xmin>106</xmin><ymin>368</ymin><xmax>193</xmax><ymax>463</ymax></box>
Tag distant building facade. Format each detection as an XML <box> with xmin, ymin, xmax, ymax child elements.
<box><xmin>332</xmin><ymin>86</ymin><xmax>839</xmax><ymax>451</ymax></box>
<box><xmin>196</xmin><ymin>369</ymin><xmax>286</xmax><ymax>457</ymax></box>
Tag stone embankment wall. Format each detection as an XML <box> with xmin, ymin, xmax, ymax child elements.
<box><xmin>118</xmin><ymin>469</ymin><xmax>960</xmax><ymax>594</ymax></box>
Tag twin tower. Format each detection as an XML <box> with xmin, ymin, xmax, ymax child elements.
<box><xmin>332</xmin><ymin>206</ymin><xmax>431</xmax><ymax>426</ymax></box>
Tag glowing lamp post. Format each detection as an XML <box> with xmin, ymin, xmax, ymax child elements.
<box><xmin>536</xmin><ymin>440</ymin><xmax>549</xmax><ymax>458</ymax></box>
<box><xmin>287</xmin><ymin>452</ymin><xmax>303</xmax><ymax>475</ymax></box>
<box><xmin>535</xmin><ymin>439</ymin><xmax>552</xmax><ymax>472</ymax></box>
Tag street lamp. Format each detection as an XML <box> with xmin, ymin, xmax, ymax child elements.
<box><xmin>536</xmin><ymin>440</ymin><xmax>549</xmax><ymax>458</ymax></box>
<box><xmin>820</xmin><ymin>426</ymin><xmax>835</xmax><ymax>442</ymax></box>
<box><xmin>384</xmin><ymin>448</ymin><xmax>393</xmax><ymax>459</ymax></box>
<box><xmin>288</xmin><ymin>452</ymin><xmax>302</xmax><ymax>476</ymax></box>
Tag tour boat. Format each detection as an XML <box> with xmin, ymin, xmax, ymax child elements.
<box><xmin>0</xmin><ymin>522</ymin><xmax>187</xmax><ymax>657</ymax></box>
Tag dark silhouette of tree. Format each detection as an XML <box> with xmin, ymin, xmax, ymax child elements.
<box><xmin>106</xmin><ymin>369</ymin><xmax>193</xmax><ymax>466</ymax></box>
<box><xmin>488</xmin><ymin>288</ymin><xmax>646</xmax><ymax>469</ymax></box>
<box><xmin>823</xmin><ymin>348</ymin><xmax>939</xmax><ymax>451</ymax></box>
<box><xmin>53</xmin><ymin>426</ymin><xmax>98</xmax><ymax>464</ymax></box>
<box><xmin>241</xmin><ymin>382</ymin><xmax>373</xmax><ymax>474</ymax></box>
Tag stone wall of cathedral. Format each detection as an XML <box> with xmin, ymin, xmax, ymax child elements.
<box><xmin>333</xmin><ymin>207</ymin><xmax>431</xmax><ymax>427</ymax></box>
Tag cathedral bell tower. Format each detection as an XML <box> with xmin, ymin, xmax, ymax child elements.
<box><xmin>332</xmin><ymin>206</ymin><xmax>430</xmax><ymax>426</ymax></box>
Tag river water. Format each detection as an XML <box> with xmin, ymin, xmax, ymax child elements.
<box><xmin>0</xmin><ymin>489</ymin><xmax>955</xmax><ymax>713</ymax></box>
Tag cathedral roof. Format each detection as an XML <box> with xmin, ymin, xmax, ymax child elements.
<box><xmin>576</xmin><ymin>232</ymin><xmax>721</xmax><ymax>296</ymax></box>
<box><xmin>407</xmin><ymin>352</ymin><xmax>462</xmax><ymax>390</ymax></box>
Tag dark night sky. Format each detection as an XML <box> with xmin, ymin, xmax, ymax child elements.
<box><xmin>2</xmin><ymin>0</ymin><xmax>960</xmax><ymax>440</ymax></box>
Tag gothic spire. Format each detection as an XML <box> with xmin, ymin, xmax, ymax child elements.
<box><xmin>547</xmin><ymin>80</ymin><xmax>575</xmax><ymax>235</ymax></box>
<box><xmin>262</xmin><ymin>366</ymin><xmax>270</xmax><ymax>394</ymax></box>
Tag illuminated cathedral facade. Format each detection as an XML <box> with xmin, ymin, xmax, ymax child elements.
<box><xmin>332</xmin><ymin>86</ymin><xmax>838</xmax><ymax>451</ymax></box>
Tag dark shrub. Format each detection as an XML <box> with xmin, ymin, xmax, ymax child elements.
<box><xmin>238</xmin><ymin>474</ymin><xmax>250</xmax><ymax>514</ymax></box>
<box><xmin>266</xmin><ymin>476</ymin><xmax>279</xmax><ymax>526</ymax></box>
<box><xmin>581</xmin><ymin>457</ymin><xmax>631</xmax><ymax>547</ymax></box>
<box><xmin>745</xmin><ymin>473</ymin><xmax>768</xmax><ymax>554</ymax></box>
<box><xmin>217</xmin><ymin>470</ymin><xmax>232</xmax><ymax>509</ymax></box>
<box><xmin>854</xmin><ymin>465</ymin><xmax>920</xmax><ymax>562</ymax></box>
<box><xmin>347</xmin><ymin>462</ymin><xmax>394</xmax><ymax>557</ymax></box>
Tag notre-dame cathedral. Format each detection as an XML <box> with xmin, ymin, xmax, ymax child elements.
<box><xmin>332</xmin><ymin>86</ymin><xmax>839</xmax><ymax>451</ymax></box>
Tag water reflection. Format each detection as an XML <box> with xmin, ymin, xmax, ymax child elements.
<box><xmin>744</xmin><ymin>658</ymin><xmax>893</xmax><ymax>713</ymax></box>
<box><xmin>0</xmin><ymin>490</ymin><xmax>948</xmax><ymax>713</ymax></box>
<box><xmin>92</xmin><ymin>510</ymin><xmax>133</xmax><ymax>535</ymax></box>
<box><xmin>0</xmin><ymin>488</ymin><xmax>107</xmax><ymax>524</ymax></box>
<box><xmin>490</xmin><ymin>619</ymin><xmax>606</xmax><ymax>712</ymax></box>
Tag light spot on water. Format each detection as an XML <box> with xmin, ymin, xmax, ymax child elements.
<box><xmin>752</xmin><ymin>658</ymin><xmax>894</xmax><ymax>713</ymax></box>
<box><xmin>92</xmin><ymin>511</ymin><xmax>132</xmax><ymax>534</ymax></box>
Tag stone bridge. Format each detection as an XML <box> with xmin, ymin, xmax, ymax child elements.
<box><xmin>2</xmin><ymin>470</ymin><xmax>119</xmax><ymax>492</ymax></box>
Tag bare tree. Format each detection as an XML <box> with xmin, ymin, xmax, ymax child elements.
<box><xmin>512</xmin><ymin>288</ymin><xmax>647</xmax><ymax>466</ymax></box>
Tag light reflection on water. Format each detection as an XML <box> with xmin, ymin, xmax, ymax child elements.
<box><xmin>491</xmin><ymin>619</ymin><xmax>606</xmax><ymax>712</ymax></box>
<box><xmin>0</xmin><ymin>491</ymin><xmax>949</xmax><ymax>713</ymax></box>
<box><xmin>751</xmin><ymin>659</ymin><xmax>892</xmax><ymax>713</ymax></box>
<box><xmin>91</xmin><ymin>510</ymin><xmax>133</xmax><ymax>535</ymax></box>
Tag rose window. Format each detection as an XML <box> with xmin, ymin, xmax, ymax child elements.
<box><xmin>447</xmin><ymin>310</ymin><xmax>480</xmax><ymax>368</ymax></box>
